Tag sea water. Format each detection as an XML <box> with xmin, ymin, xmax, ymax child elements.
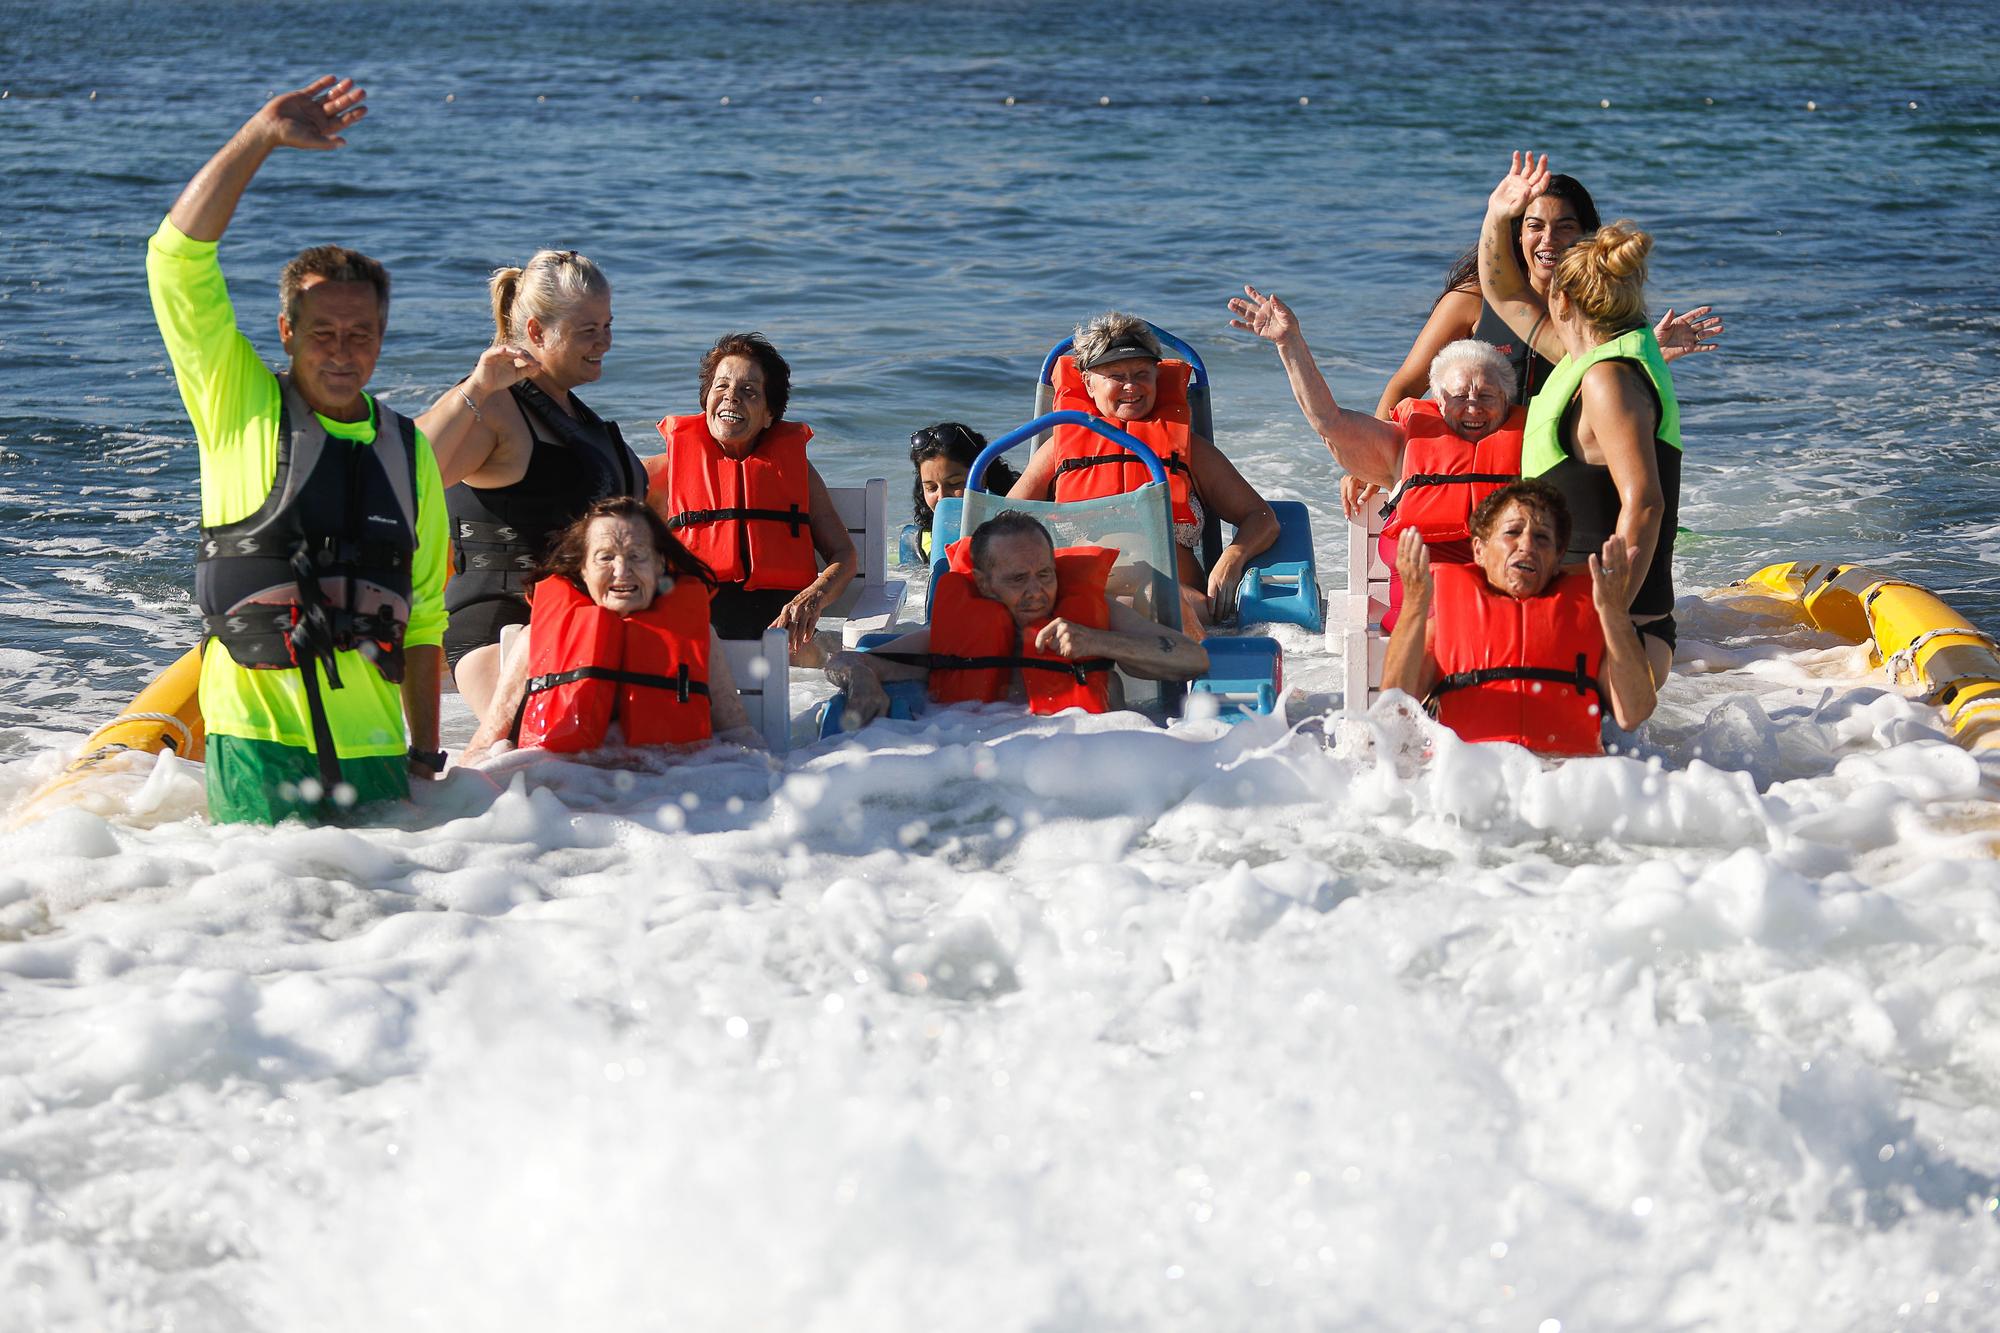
<box><xmin>3</xmin><ymin>2</ymin><xmax>2000</xmax><ymax>1328</ymax></box>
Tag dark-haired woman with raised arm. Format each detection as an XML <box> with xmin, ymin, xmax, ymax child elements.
<box><xmin>1480</xmin><ymin>152</ymin><xmax>1682</xmax><ymax>684</ymax></box>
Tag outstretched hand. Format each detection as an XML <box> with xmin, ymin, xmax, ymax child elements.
<box><xmin>1588</xmin><ymin>535</ymin><xmax>1636</xmax><ymax>619</ymax></box>
<box><xmin>1487</xmin><ymin>150</ymin><xmax>1550</xmax><ymax>220</ymax></box>
<box><xmin>1655</xmin><ymin>305</ymin><xmax>1726</xmax><ymax>362</ymax></box>
<box><xmin>1227</xmin><ymin>285</ymin><xmax>1299</xmax><ymax>346</ymax></box>
<box><xmin>255</xmin><ymin>75</ymin><xmax>368</xmax><ymax>152</ymax></box>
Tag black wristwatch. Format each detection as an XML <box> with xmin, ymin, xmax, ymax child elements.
<box><xmin>409</xmin><ymin>746</ymin><xmax>448</xmax><ymax>770</ymax></box>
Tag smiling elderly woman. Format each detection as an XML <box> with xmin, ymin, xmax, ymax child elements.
<box><xmin>645</xmin><ymin>333</ymin><xmax>856</xmax><ymax>664</ymax></box>
<box><xmin>1381</xmin><ymin>480</ymin><xmax>1655</xmax><ymax>757</ymax></box>
<box><xmin>1228</xmin><ymin>292</ymin><xmax>1529</xmax><ymax>631</ymax></box>
<box><xmin>1008</xmin><ymin>313</ymin><xmax>1277</xmax><ymax>629</ymax></box>
<box><xmin>463</xmin><ymin>496</ymin><xmax>751</xmax><ymax>762</ymax></box>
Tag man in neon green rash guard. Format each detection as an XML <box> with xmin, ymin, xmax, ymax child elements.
<box><xmin>147</xmin><ymin>76</ymin><xmax>447</xmax><ymax>824</ymax></box>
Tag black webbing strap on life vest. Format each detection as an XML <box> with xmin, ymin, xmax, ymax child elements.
<box><xmin>1378</xmin><ymin>472</ymin><xmax>1518</xmax><ymax>519</ymax></box>
<box><xmin>1055</xmin><ymin>453</ymin><xmax>1192</xmax><ymax>480</ymax></box>
<box><xmin>509</xmin><ymin>663</ymin><xmax>710</xmax><ymax>747</ymax></box>
<box><xmin>525</xmin><ymin>663</ymin><xmax>711</xmax><ymax>703</ymax></box>
<box><xmin>284</xmin><ymin>545</ymin><xmax>347</xmax><ymax>795</ymax></box>
<box><xmin>665</xmin><ymin>505</ymin><xmax>809</xmax><ymax>536</ymax></box>
<box><xmin>869</xmin><ymin>649</ymin><xmax>1115</xmax><ymax>686</ymax></box>
<box><xmin>1426</xmin><ymin>653</ymin><xmax>1601</xmax><ymax>713</ymax></box>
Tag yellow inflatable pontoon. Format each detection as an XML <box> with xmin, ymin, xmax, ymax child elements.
<box><xmin>1737</xmin><ymin>560</ymin><xmax>2000</xmax><ymax>754</ymax></box>
<box><xmin>7</xmin><ymin>645</ymin><xmax>205</xmax><ymax>827</ymax></box>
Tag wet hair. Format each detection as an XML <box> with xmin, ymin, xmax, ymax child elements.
<box><xmin>1552</xmin><ymin>220</ymin><xmax>1652</xmax><ymax>333</ymax></box>
<box><xmin>537</xmin><ymin>495</ymin><xmax>716</xmax><ymax>597</ymax></box>
<box><xmin>490</xmin><ymin>249</ymin><xmax>610</xmax><ymax>344</ymax></box>
<box><xmin>968</xmin><ymin>511</ymin><xmax>1054</xmax><ymax>571</ymax></box>
<box><xmin>1438</xmin><ymin>174</ymin><xmax>1602</xmax><ymax>303</ymax></box>
<box><xmin>699</xmin><ymin>332</ymin><xmax>790</xmax><ymax>424</ymax></box>
<box><xmin>1428</xmin><ymin>340</ymin><xmax>1516</xmax><ymax>403</ymax></box>
<box><xmin>279</xmin><ymin>245</ymin><xmax>390</xmax><ymax>327</ymax></box>
<box><xmin>909</xmin><ymin>422</ymin><xmax>1018</xmax><ymax>531</ymax></box>
<box><xmin>1072</xmin><ymin>311</ymin><xmax>1162</xmax><ymax>371</ymax></box>
<box><xmin>1469</xmin><ymin>480</ymin><xmax>1572</xmax><ymax>555</ymax></box>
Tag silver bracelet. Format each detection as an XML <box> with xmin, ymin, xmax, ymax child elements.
<box><xmin>456</xmin><ymin>385</ymin><xmax>484</xmax><ymax>421</ymax></box>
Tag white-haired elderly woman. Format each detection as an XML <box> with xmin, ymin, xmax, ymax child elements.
<box><xmin>1008</xmin><ymin>312</ymin><xmax>1278</xmax><ymax>631</ymax></box>
<box><xmin>1228</xmin><ymin>288</ymin><xmax>1526</xmax><ymax>632</ymax></box>
<box><xmin>417</xmin><ymin>249</ymin><xmax>646</xmax><ymax>724</ymax></box>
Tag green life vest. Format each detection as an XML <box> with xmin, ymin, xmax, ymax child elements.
<box><xmin>1520</xmin><ymin>325</ymin><xmax>1681</xmax><ymax>480</ymax></box>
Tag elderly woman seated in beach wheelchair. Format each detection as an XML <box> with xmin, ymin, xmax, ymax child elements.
<box><xmin>1382</xmin><ymin>480</ymin><xmax>1655</xmax><ymax>757</ymax></box>
<box><xmin>1008</xmin><ymin>312</ymin><xmax>1284</xmax><ymax>632</ymax></box>
<box><xmin>463</xmin><ymin>496</ymin><xmax>752</xmax><ymax>762</ymax></box>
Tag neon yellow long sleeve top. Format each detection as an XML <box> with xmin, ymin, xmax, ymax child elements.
<box><xmin>146</xmin><ymin>217</ymin><xmax>447</xmax><ymax>756</ymax></box>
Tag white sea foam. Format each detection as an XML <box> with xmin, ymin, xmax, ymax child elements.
<box><xmin>2</xmin><ymin>587</ymin><xmax>1998</xmax><ymax>1331</ymax></box>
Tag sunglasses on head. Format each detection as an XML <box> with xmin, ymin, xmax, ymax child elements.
<box><xmin>911</xmin><ymin>424</ymin><xmax>977</xmax><ymax>452</ymax></box>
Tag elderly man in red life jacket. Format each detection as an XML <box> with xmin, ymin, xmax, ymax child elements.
<box><xmin>824</xmin><ymin>511</ymin><xmax>1209</xmax><ymax>726</ymax></box>
<box><xmin>1382</xmin><ymin>479</ymin><xmax>1657</xmax><ymax>756</ymax></box>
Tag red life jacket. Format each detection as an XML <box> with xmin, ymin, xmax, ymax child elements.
<box><xmin>1427</xmin><ymin>562</ymin><xmax>1605</xmax><ymax>756</ymax></box>
<box><xmin>1380</xmin><ymin>398</ymin><xmax>1525</xmax><ymax>562</ymax></box>
<box><xmin>647</xmin><ymin>415</ymin><xmax>818</xmax><ymax>591</ymax></box>
<box><xmin>924</xmin><ymin>537</ymin><xmax>1116</xmax><ymax>715</ymax></box>
<box><xmin>516</xmin><ymin>576</ymin><xmax>714</xmax><ymax>751</ymax></box>
<box><xmin>1046</xmin><ymin>356</ymin><xmax>1198</xmax><ymax>525</ymax></box>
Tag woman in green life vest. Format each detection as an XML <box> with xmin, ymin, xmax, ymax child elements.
<box><xmin>1478</xmin><ymin>152</ymin><xmax>1683</xmax><ymax>685</ymax></box>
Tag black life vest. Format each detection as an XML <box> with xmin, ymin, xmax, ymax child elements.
<box><xmin>197</xmin><ymin>374</ymin><xmax>419</xmax><ymax>687</ymax></box>
<box><xmin>445</xmin><ymin>381</ymin><xmax>646</xmax><ymax>616</ymax></box>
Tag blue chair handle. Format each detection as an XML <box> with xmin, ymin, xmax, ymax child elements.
<box><xmin>968</xmin><ymin>411</ymin><xmax>1169</xmax><ymax>493</ymax></box>
<box><xmin>1037</xmin><ymin>323</ymin><xmax>1209</xmax><ymax>389</ymax></box>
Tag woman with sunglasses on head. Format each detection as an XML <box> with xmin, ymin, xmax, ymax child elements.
<box><xmin>417</xmin><ymin>249</ymin><xmax>646</xmax><ymax>727</ymax></box>
<box><xmin>908</xmin><ymin>422</ymin><xmax>1018</xmax><ymax>562</ymax></box>
<box><xmin>1008</xmin><ymin>312</ymin><xmax>1278</xmax><ymax>632</ymax></box>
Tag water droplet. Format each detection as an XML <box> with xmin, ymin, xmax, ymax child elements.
<box><xmin>1806</xmin><ymin>100</ymin><xmax>1818</xmax><ymax>111</ymax></box>
<box><xmin>1598</xmin><ymin>98</ymin><xmax>1610</xmax><ymax>109</ymax></box>
<box><xmin>1878</xmin><ymin>1143</ymin><xmax>1895</xmax><ymax>1162</ymax></box>
<box><xmin>1703</xmin><ymin>96</ymin><xmax>1714</xmax><ymax>105</ymax></box>
<box><xmin>812</xmin><ymin>95</ymin><xmax>823</xmax><ymax>105</ymax></box>
<box><xmin>1098</xmin><ymin>95</ymin><xmax>1111</xmax><ymax>106</ymax></box>
<box><xmin>1297</xmin><ymin>96</ymin><xmax>1309</xmax><ymax>106</ymax></box>
<box><xmin>1908</xmin><ymin>100</ymin><xmax>1919</xmax><ymax>110</ymax></box>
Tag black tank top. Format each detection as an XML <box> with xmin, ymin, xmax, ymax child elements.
<box><xmin>445</xmin><ymin>382</ymin><xmax>645</xmax><ymax>618</ymax></box>
<box><xmin>1472</xmin><ymin>300</ymin><xmax>1558</xmax><ymax>404</ymax></box>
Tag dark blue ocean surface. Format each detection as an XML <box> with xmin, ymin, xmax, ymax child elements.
<box><xmin>3</xmin><ymin>0</ymin><xmax>1998</xmax><ymax>732</ymax></box>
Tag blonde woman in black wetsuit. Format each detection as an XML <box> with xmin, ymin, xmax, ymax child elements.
<box><xmin>417</xmin><ymin>250</ymin><xmax>645</xmax><ymax>725</ymax></box>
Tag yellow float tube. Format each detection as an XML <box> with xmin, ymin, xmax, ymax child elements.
<box><xmin>8</xmin><ymin>645</ymin><xmax>205</xmax><ymax>826</ymax></box>
<box><xmin>1737</xmin><ymin>561</ymin><xmax>2000</xmax><ymax>753</ymax></box>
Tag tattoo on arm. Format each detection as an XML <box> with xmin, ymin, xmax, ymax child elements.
<box><xmin>1157</xmin><ymin>635</ymin><xmax>1174</xmax><ymax>654</ymax></box>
